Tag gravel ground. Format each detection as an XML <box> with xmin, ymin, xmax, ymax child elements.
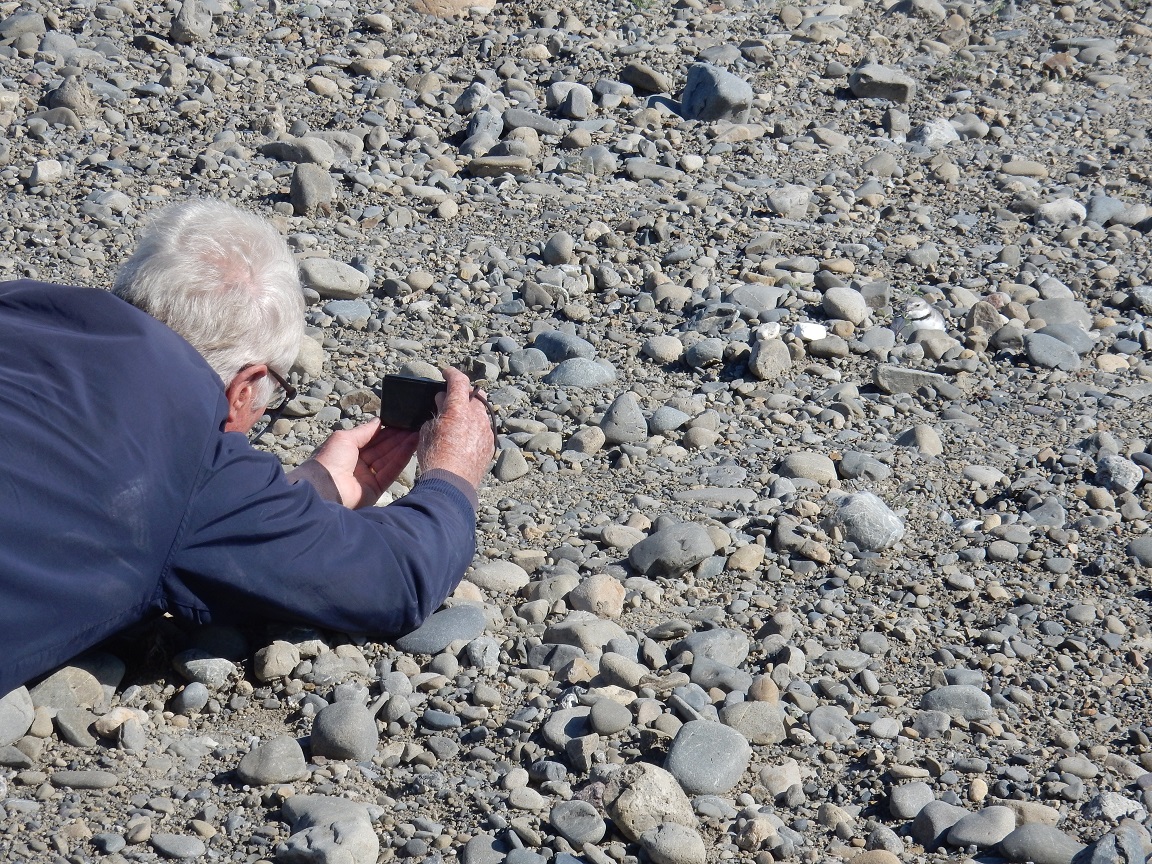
<box><xmin>2</xmin><ymin>0</ymin><xmax>1152</xmax><ymax>863</ymax></box>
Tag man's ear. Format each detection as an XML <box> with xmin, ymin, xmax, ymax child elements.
<box><xmin>224</xmin><ymin>365</ymin><xmax>266</xmax><ymax>433</ymax></box>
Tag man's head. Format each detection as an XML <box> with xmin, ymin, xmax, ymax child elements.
<box><xmin>113</xmin><ymin>199</ymin><xmax>304</xmax><ymax>432</ymax></box>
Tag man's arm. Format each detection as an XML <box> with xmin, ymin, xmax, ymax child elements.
<box><xmin>163</xmin><ymin>434</ymin><xmax>479</xmax><ymax>637</ymax></box>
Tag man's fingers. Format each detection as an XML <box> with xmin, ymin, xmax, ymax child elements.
<box><xmin>440</xmin><ymin>367</ymin><xmax>473</xmax><ymax>413</ymax></box>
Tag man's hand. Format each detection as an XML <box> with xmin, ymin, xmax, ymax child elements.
<box><xmin>303</xmin><ymin>420</ymin><xmax>418</xmax><ymax>509</ymax></box>
<box><xmin>418</xmin><ymin>367</ymin><xmax>495</xmax><ymax>489</ymax></box>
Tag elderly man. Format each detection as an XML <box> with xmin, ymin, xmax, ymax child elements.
<box><xmin>0</xmin><ymin>199</ymin><xmax>494</xmax><ymax>697</ymax></box>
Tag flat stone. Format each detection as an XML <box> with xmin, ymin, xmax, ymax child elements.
<box><xmin>889</xmin><ymin>782</ymin><xmax>934</xmax><ymax>819</ymax></box>
<box><xmin>544</xmin><ymin>357</ymin><xmax>617</xmax><ymax>388</ymax></box>
<box><xmin>237</xmin><ymin>735</ymin><xmax>308</xmax><ymax>785</ymax></box>
<box><xmin>874</xmin><ymin>365</ymin><xmax>962</xmax><ymax>398</ymax></box>
<box><xmin>0</xmin><ymin>687</ymin><xmax>34</xmax><ymax>746</ymax></box>
<box><xmin>921</xmin><ymin>685</ymin><xmax>993</xmax><ymax>720</ymax></box>
<box><xmin>1024</xmin><ymin>333</ymin><xmax>1081</xmax><ymax>372</ymax></box>
<box><xmin>849</xmin><ymin>63</ymin><xmax>916</xmax><ymax>102</ymax></box>
<box><xmin>681</xmin><ymin>63</ymin><xmax>753</xmax><ymax>122</ymax></box>
<box><xmin>664</xmin><ymin>719</ymin><xmax>751</xmax><ymax>794</ymax></box>
<box><xmin>549</xmin><ymin>799</ymin><xmax>606</xmax><ymax>846</ymax></box>
<box><xmin>639</xmin><ymin>822</ymin><xmax>707</xmax><ymax>864</ymax></box>
<box><xmin>310</xmin><ymin>701</ymin><xmax>377</xmax><ymax>761</ymax></box>
<box><xmin>777</xmin><ymin>452</ymin><xmax>837</xmax><ymax>484</ymax></box>
<box><xmin>150</xmin><ymin>833</ymin><xmax>207</xmax><ymax>859</ymax></box>
<box><xmin>718</xmin><ymin>700</ymin><xmax>785</xmax><ymax>744</ymax></box>
<box><xmin>280</xmin><ymin>794</ymin><xmax>379</xmax><ymax>864</ymax></box>
<box><xmin>629</xmin><ymin>523</ymin><xmax>715</xmax><ymax>578</ymax></box>
<box><xmin>998</xmin><ymin>824</ymin><xmax>1085</xmax><ymax>864</ymax></box>
<box><xmin>467</xmin><ymin>560</ymin><xmax>531</xmax><ymax>593</ymax></box>
<box><xmin>603</xmin><ymin>762</ymin><xmax>696</xmax><ymax>841</ymax></box>
<box><xmin>50</xmin><ymin>769</ymin><xmax>118</xmax><ymax>789</ymax></box>
<box><xmin>911</xmin><ymin>799</ymin><xmax>968</xmax><ymax>848</ymax></box>
<box><xmin>395</xmin><ymin>605</ymin><xmax>486</xmax><ymax>654</ymax></box>
<box><xmin>807</xmin><ymin>705</ymin><xmax>855</xmax><ymax>744</ymax></box>
<box><xmin>300</xmin><ymin>258</ymin><xmax>369</xmax><ymax>300</ymax></box>
<box><xmin>673</xmin><ymin>628</ymin><xmax>749</xmax><ymax>667</ymax></box>
<box><xmin>946</xmin><ymin>805</ymin><xmax>1015</xmax><ymax>848</ymax></box>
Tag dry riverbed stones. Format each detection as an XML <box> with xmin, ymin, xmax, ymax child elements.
<box><xmin>4</xmin><ymin>0</ymin><xmax>1152</xmax><ymax>863</ymax></box>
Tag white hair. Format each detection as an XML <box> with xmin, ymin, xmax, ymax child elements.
<box><xmin>113</xmin><ymin>199</ymin><xmax>304</xmax><ymax>404</ymax></box>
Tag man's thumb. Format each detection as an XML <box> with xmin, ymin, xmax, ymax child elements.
<box><xmin>345</xmin><ymin>417</ymin><xmax>382</xmax><ymax>446</ymax></box>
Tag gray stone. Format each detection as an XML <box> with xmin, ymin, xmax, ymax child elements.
<box><xmin>1028</xmin><ymin>298</ymin><xmax>1092</xmax><ymax>330</ymax></box>
<box><xmin>621</xmin><ymin>62</ymin><xmax>672</xmax><ymax>94</ymax></box>
<box><xmin>55</xmin><ymin>707</ymin><xmax>97</xmax><ymax>747</ymax></box>
<box><xmin>777</xmin><ymin>452</ymin><xmax>837</xmax><ymax>484</ymax></box>
<box><xmin>718</xmin><ymin>700</ymin><xmax>786</xmax><ymax>745</ymax></box>
<box><xmin>649</xmin><ymin>406</ymin><xmax>692</xmax><ymax>434</ymax></box>
<box><xmin>394</xmin><ymin>605</ymin><xmax>486</xmax><ymax>654</ymax></box>
<box><xmin>310</xmin><ymin>702</ymin><xmax>378</xmax><ymax>761</ymax></box>
<box><xmin>831</xmin><ymin>491</ymin><xmax>904</xmax><ymax>551</ymax></box>
<box><xmin>281</xmin><ymin>795</ymin><xmax>379</xmax><ymax>864</ymax></box>
<box><xmin>173</xmin><ymin>650</ymin><xmax>236</xmax><ymax>689</ymax></box>
<box><xmin>603</xmin><ymin>762</ymin><xmax>697</xmax><ymax>841</ymax></box>
<box><xmin>323</xmin><ymin>299</ymin><xmax>371</xmax><ymax>325</ymax></box>
<box><xmin>889</xmin><ymin>781</ymin><xmax>935</xmax><ymax>819</ymax></box>
<box><xmin>549</xmin><ymin>799</ymin><xmax>606</xmax><ymax>846</ymax></box>
<box><xmin>567</xmin><ymin>145</ymin><xmax>619</xmax><ymax>176</ymax></box>
<box><xmin>469</xmin><ymin>560</ymin><xmax>530</xmax><ymax>593</ymax></box>
<box><xmin>674</xmin><ymin>629</ymin><xmax>750</xmax><ymax>667</ymax></box>
<box><xmin>629</xmin><ymin>523</ymin><xmax>714</xmax><ymax>578</ymax></box>
<box><xmin>681</xmin><ymin>63</ymin><xmax>753</xmax><ymax>122</ymax></box>
<box><xmin>947</xmin><ymin>806</ymin><xmax>1016</xmax><ymax>848</ymax></box>
<box><xmin>727</xmin><ymin>283</ymin><xmax>788</xmax><ymax>313</ymax></box>
<box><xmin>542</xmin><ymin>706</ymin><xmax>592</xmax><ymax>750</ymax></box>
<box><xmin>849</xmin><ymin>63</ymin><xmax>916</xmax><ymax>102</ymax></box>
<box><xmin>29</xmin><ymin>663</ymin><xmax>107</xmax><ymax>710</ymax></box>
<box><xmin>807</xmin><ymin>705</ymin><xmax>855</xmax><ymax>744</ymax></box>
<box><xmin>1036</xmin><ymin>322</ymin><xmax>1095</xmax><ymax>355</ymax></box>
<box><xmin>170</xmin><ymin>0</ymin><xmax>212</xmax><ymax>43</ymax></box>
<box><xmin>999</xmin><ymin>824</ymin><xmax>1085</xmax><ymax>864</ymax></box>
<box><xmin>1097</xmin><ymin>455</ymin><xmax>1143</xmax><ymax>493</ymax></box>
<box><xmin>1024</xmin><ymin>333</ymin><xmax>1081</xmax><ymax>372</ymax></box>
<box><xmin>911</xmin><ymin>799</ymin><xmax>968</xmax><ymax>849</ymax></box>
<box><xmin>300</xmin><ymin>259</ymin><xmax>369</xmax><ymax>300</ymax></box>
<box><xmin>874</xmin><ymin>365</ymin><xmax>961</xmax><ymax>398</ymax></box>
<box><xmin>0</xmin><ymin>687</ymin><xmax>34</xmax><ymax>746</ymax></box>
<box><xmin>150</xmin><ymin>833</ymin><xmax>207</xmax><ymax>859</ymax></box>
<box><xmin>921</xmin><ymin>685</ymin><xmax>993</xmax><ymax>721</ymax></box>
<box><xmin>639</xmin><ymin>822</ymin><xmax>708</xmax><ymax>864</ymax></box>
<box><xmin>822</xmin><ymin>286</ymin><xmax>869</xmax><ymax>324</ymax></box>
<box><xmin>170</xmin><ymin>682</ymin><xmax>209</xmax><ymax>715</ymax></box>
<box><xmin>1129</xmin><ymin>535</ymin><xmax>1152</xmax><ymax>566</ymax></box>
<box><xmin>50</xmin><ymin>769</ymin><xmax>118</xmax><ymax>789</ymax></box>
<box><xmin>912</xmin><ymin>118</ymin><xmax>961</xmax><ymax>148</ymax></box>
<box><xmin>664</xmin><ymin>719</ymin><xmax>751</xmax><ymax>794</ymax></box>
<box><xmin>544</xmin><ymin>358</ymin><xmax>617</xmax><ymax>388</ymax></box>
<box><xmin>590</xmin><ymin>698</ymin><xmax>632</xmax><ymax>735</ymax></box>
<box><xmin>237</xmin><ymin>735</ymin><xmax>308</xmax><ymax>785</ymax></box>
<box><xmin>291</xmin><ymin>163</ymin><xmax>335</xmax><ymax>215</ymax></box>
<box><xmin>542</xmin><ymin>233</ymin><xmax>575</xmax><ymax>266</ymax></box>
<box><xmin>601</xmin><ymin>392</ymin><xmax>648</xmax><ymax>444</ymax></box>
<box><xmin>534</xmin><ymin>330</ymin><xmax>595</xmax><ymax>361</ymax></box>
<box><xmin>748</xmin><ymin>338</ymin><xmax>792</xmax><ymax>380</ymax></box>
<box><xmin>765</xmin><ymin>185</ymin><xmax>811</xmax><ymax>219</ymax></box>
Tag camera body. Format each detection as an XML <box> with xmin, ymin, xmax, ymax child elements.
<box><xmin>377</xmin><ymin>375</ymin><xmax>446</xmax><ymax>430</ymax></box>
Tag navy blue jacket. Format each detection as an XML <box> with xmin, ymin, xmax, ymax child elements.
<box><xmin>0</xmin><ymin>280</ymin><xmax>476</xmax><ymax>696</ymax></box>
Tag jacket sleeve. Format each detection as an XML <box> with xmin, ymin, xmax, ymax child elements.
<box><xmin>161</xmin><ymin>432</ymin><xmax>476</xmax><ymax>637</ymax></box>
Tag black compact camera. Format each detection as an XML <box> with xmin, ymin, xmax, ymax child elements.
<box><xmin>377</xmin><ymin>374</ymin><xmax>447</xmax><ymax>430</ymax></box>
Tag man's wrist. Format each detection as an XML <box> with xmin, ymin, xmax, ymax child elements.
<box><xmin>287</xmin><ymin>459</ymin><xmax>342</xmax><ymax>504</ymax></box>
<box><xmin>418</xmin><ymin>468</ymin><xmax>479</xmax><ymax>511</ymax></box>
